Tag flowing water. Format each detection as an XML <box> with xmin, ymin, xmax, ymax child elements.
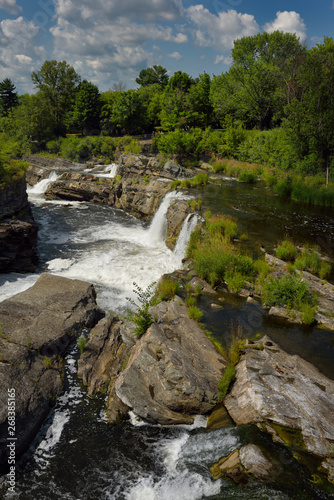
<box><xmin>1</xmin><ymin>172</ymin><xmax>334</xmax><ymax>499</ymax></box>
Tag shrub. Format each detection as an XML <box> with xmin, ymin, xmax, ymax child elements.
<box><xmin>218</xmin><ymin>365</ymin><xmax>236</xmax><ymax>401</ymax></box>
<box><xmin>211</xmin><ymin>161</ymin><xmax>226</xmax><ymax>173</ymax></box>
<box><xmin>300</xmin><ymin>304</ymin><xmax>316</xmax><ymax>325</ymax></box>
<box><xmin>238</xmin><ymin>170</ymin><xmax>257</xmax><ymax>183</ymax></box>
<box><xmin>77</xmin><ymin>336</ymin><xmax>87</xmax><ymax>354</ymax></box>
<box><xmin>187</xmin><ymin>305</ymin><xmax>203</xmax><ymax>322</ymax></box>
<box><xmin>126</xmin><ymin>282</ymin><xmax>156</xmax><ymax>338</ymax></box>
<box><xmin>319</xmin><ymin>261</ymin><xmax>332</xmax><ymax>279</ymax></box>
<box><xmin>185</xmin><ymin>295</ymin><xmax>196</xmax><ymax>307</ymax></box>
<box><xmin>276</xmin><ymin>240</ymin><xmax>298</xmax><ymax>261</ymax></box>
<box><xmin>206</xmin><ymin>214</ymin><xmax>237</xmax><ymax>241</ymax></box>
<box><xmin>262</xmin><ymin>274</ymin><xmax>316</xmax><ymax>310</ymax></box>
<box><xmin>225</xmin><ymin>270</ymin><xmax>245</xmax><ymax>293</ymax></box>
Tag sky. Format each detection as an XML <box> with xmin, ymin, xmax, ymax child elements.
<box><xmin>0</xmin><ymin>0</ymin><xmax>334</xmax><ymax>94</ymax></box>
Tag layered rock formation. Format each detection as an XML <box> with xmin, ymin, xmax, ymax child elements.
<box><xmin>0</xmin><ymin>177</ymin><xmax>38</xmax><ymax>273</ymax></box>
<box><xmin>224</xmin><ymin>336</ymin><xmax>334</xmax><ymax>482</ymax></box>
<box><xmin>78</xmin><ymin>296</ymin><xmax>226</xmax><ymax>425</ymax></box>
<box><xmin>0</xmin><ymin>274</ymin><xmax>104</xmax><ymax>471</ymax></box>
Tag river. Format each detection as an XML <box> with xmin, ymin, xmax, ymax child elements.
<box><xmin>0</xmin><ymin>166</ymin><xmax>334</xmax><ymax>499</ymax></box>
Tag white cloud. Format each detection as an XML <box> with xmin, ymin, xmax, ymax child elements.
<box><xmin>0</xmin><ymin>0</ymin><xmax>21</xmax><ymax>15</ymax></box>
<box><xmin>263</xmin><ymin>11</ymin><xmax>307</xmax><ymax>43</ymax></box>
<box><xmin>214</xmin><ymin>54</ymin><xmax>232</xmax><ymax>65</ymax></box>
<box><xmin>167</xmin><ymin>51</ymin><xmax>182</xmax><ymax>60</ymax></box>
<box><xmin>186</xmin><ymin>6</ymin><xmax>259</xmax><ymax>51</ymax></box>
<box><xmin>0</xmin><ymin>17</ymin><xmax>41</xmax><ymax>92</ymax></box>
<box><xmin>54</xmin><ymin>0</ymin><xmax>183</xmax><ymax>24</ymax></box>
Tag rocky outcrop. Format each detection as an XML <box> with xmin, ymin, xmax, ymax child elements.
<box><xmin>0</xmin><ymin>177</ymin><xmax>38</xmax><ymax>272</ymax></box>
<box><xmin>115</xmin><ymin>297</ymin><xmax>226</xmax><ymax>425</ymax></box>
<box><xmin>23</xmin><ymin>154</ymin><xmax>85</xmax><ymax>186</ymax></box>
<box><xmin>166</xmin><ymin>199</ymin><xmax>192</xmax><ymax>249</ymax></box>
<box><xmin>0</xmin><ymin>274</ymin><xmax>104</xmax><ymax>471</ymax></box>
<box><xmin>265</xmin><ymin>253</ymin><xmax>334</xmax><ymax>329</ymax></box>
<box><xmin>77</xmin><ymin>316</ymin><xmax>133</xmax><ymax>423</ymax></box>
<box><xmin>210</xmin><ymin>444</ymin><xmax>278</xmax><ymax>484</ymax></box>
<box><xmin>224</xmin><ymin>336</ymin><xmax>334</xmax><ymax>483</ymax></box>
<box><xmin>78</xmin><ymin>296</ymin><xmax>226</xmax><ymax>425</ymax></box>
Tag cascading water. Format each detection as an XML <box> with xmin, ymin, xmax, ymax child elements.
<box><xmin>174</xmin><ymin>213</ymin><xmax>201</xmax><ymax>259</ymax></box>
<box><xmin>93</xmin><ymin>163</ymin><xmax>118</xmax><ymax>178</ymax></box>
<box><xmin>27</xmin><ymin>171</ymin><xmax>61</xmax><ymax>195</ymax></box>
<box><xmin>146</xmin><ymin>191</ymin><xmax>184</xmax><ymax>244</ymax></box>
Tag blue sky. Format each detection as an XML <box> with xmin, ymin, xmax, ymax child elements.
<box><xmin>0</xmin><ymin>0</ymin><xmax>334</xmax><ymax>94</ymax></box>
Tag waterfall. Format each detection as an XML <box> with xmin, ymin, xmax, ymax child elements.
<box><xmin>94</xmin><ymin>163</ymin><xmax>118</xmax><ymax>179</ymax></box>
<box><xmin>28</xmin><ymin>171</ymin><xmax>61</xmax><ymax>195</ymax></box>
<box><xmin>174</xmin><ymin>213</ymin><xmax>200</xmax><ymax>260</ymax></box>
<box><xmin>146</xmin><ymin>191</ymin><xmax>183</xmax><ymax>244</ymax></box>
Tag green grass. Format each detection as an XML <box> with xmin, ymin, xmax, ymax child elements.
<box><xmin>187</xmin><ymin>305</ymin><xmax>203</xmax><ymax>322</ymax></box>
<box><xmin>262</xmin><ymin>274</ymin><xmax>317</xmax><ymax>310</ymax></box>
<box><xmin>276</xmin><ymin>240</ymin><xmax>298</xmax><ymax>261</ymax></box>
<box><xmin>155</xmin><ymin>277</ymin><xmax>180</xmax><ymax>301</ymax></box>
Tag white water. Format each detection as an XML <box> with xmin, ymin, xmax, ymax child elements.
<box><xmin>1</xmin><ymin>188</ymin><xmax>195</xmax><ymax>312</ymax></box>
<box><xmin>27</xmin><ymin>171</ymin><xmax>61</xmax><ymax>195</ymax></box>
<box><xmin>93</xmin><ymin>163</ymin><xmax>118</xmax><ymax>178</ymax></box>
<box><xmin>174</xmin><ymin>213</ymin><xmax>200</xmax><ymax>259</ymax></box>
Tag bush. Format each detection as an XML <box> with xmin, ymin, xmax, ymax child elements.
<box><xmin>238</xmin><ymin>170</ymin><xmax>257</xmax><ymax>183</ymax></box>
<box><xmin>276</xmin><ymin>240</ymin><xmax>298</xmax><ymax>261</ymax></box>
<box><xmin>262</xmin><ymin>274</ymin><xmax>316</xmax><ymax>310</ymax></box>
<box><xmin>126</xmin><ymin>282</ymin><xmax>156</xmax><ymax>338</ymax></box>
<box><xmin>187</xmin><ymin>305</ymin><xmax>203</xmax><ymax>322</ymax></box>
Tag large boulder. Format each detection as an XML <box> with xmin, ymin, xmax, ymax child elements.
<box><xmin>166</xmin><ymin>199</ymin><xmax>192</xmax><ymax>250</ymax></box>
<box><xmin>0</xmin><ymin>274</ymin><xmax>104</xmax><ymax>471</ymax></box>
<box><xmin>115</xmin><ymin>297</ymin><xmax>226</xmax><ymax>424</ymax></box>
<box><xmin>224</xmin><ymin>336</ymin><xmax>334</xmax><ymax>482</ymax></box>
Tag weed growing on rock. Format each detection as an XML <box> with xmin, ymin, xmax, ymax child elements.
<box><xmin>155</xmin><ymin>277</ymin><xmax>180</xmax><ymax>302</ymax></box>
<box><xmin>187</xmin><ymin>305</ymin><xmax>203</xmax><ymax>322</ymax></box>
<box><xmin>43</xmin><ymin>356</ymin><xmax>52</xmax><ymax>369</ymax></box>
<box><xmin>127</xmin><ymin>282</ymin><xmax>156</xmax><ymax>338</ymax></box>
<box><xmin>77</xmin><ymin>336</ymin><xmax>87</xmax><ymax>354</ymax></box>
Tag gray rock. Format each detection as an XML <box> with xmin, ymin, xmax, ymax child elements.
<box><xmin>166</xmin><ymin>199</ymin><xmax>192</xmax><ymax>249</ymax></box>
<box><xmin>224</xmin><ymin>336</ymin><xmax>334</xmax><ymax>468</ymax></box>
<box><xmin>239</xmin><ymin>444</ymin><xmax>275</xmax><ymax>481</ymax></box>
<box><xmin>0</xmin><ymin>274</ymin><xmax>104</xmax><ymax>470</ymax></box>
<box><xmin>115</xmin><ymin>297</ymin><xmax>226</xmax><ymax>425</ymax></box>
<box><xmin>163</xmin><ymin>160</ymin><xmax>182</xmax><ymax>178</ymax></box>
<box><xmin>268</xmin><ymin>306</ymin><xmax>303</xmax><ymax>324</ymax></box>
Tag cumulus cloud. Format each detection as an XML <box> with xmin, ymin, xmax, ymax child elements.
<box><xmin>0</xmin><ymin>0</ymin><xmax>21</xmax><ymax>15</ymax></box>
<box><xmin>167</xmin><ymin>51</ymin><xmax>182</xmax><ymax>60</ymax></box>
<box><xmin>186</xmin><ymin>6</ymin><xmax>259</xmax><ymax>51</ymax></box>
<box><xmin>263</xmin><ymin>11</ymin><xmax>307</xmax><ymax>43</ymax></box>
<box><xmin>54</xmin><ymin>0</ymin><xmax>183</xmax><ymax>24</ymax></box>
<box><xmin>0</xmin><ymin>16</ymin><xmax>41</xmax><ymax>91</ymax></box>
<box><xmin>214</xmin><ymin>54</ymin><xmax>232</xmax><ymax>65</ymax></box>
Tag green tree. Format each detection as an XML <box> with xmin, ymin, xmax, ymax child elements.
<box><xmin>285</xmin><ymin>37</ymin><xmax>334</xmax><ymax>182</ymax></box>
<box><xmin>136</xmin><ymin>65</ymin><xmax>169</xmax><ymax>87</ymax></box>
<box><xmin>0</xmin><ymin>78</ymin><xmax>19</xmax><ymax>116</ymax></box>
<box><xmin>70</xmin><ymin>80</ymin><xmax>101</xmax><ymax>134</ymax></box>
<box><xmin>159</xmin><ymin>71</ymin><xmax>195</xmax><ymax>131</ymax></box>
<box><xmin>211</xmin><ymin>31</ymin><xmax>305</xmax><ymax>129</ymax></box>
<box><xmin>31</xmin><ymin>60</ymin><xmax>81</xmax><ymax>136</ymax></box>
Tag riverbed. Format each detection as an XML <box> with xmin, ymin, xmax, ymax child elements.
<box><xmin>0</xmin><ymin>168</ymin><xmax>334</xmax><ymax>499</ymax></box>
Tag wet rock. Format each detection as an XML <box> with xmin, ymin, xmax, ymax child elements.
<box><xmin>77</xmin><ymin>316</ymin><xmax>134</xmax><ymax>423</ymax></box>
<box><xmin>211</xmin><ymin>445</ymin><xmax>276</xmax><ymax>484</ymax></box>
<box><xmin>166</xmin><ymin>199</ymin><xmax>192</xmax><ymax>249</ymax></box>
<box><xmin>268</xmin><ymin>306</ymin><xmax>303</xmax><ymax>324</ymax></box>
<box><xmin>224</xmin><ymin>336</ymin><xmax>334</xmax><ymax>481</ymax></box>
<box><xmin>206</xmin><ymin>404</ymin><xmax>234</xmax><ymax>430</ymax></box>
<box><xmin>115</xmin><ymin>297</ymin><xmax>226</xmax><ymax>425</ymax></box>
<box><xmin>188</xmin><ymin>277</ymin><xmax>216</xmax><ymax>294</ymax></box>
<box><xmin>0</xmin><ymin>274</ymin><xmax>104</xmax><ymax>471</ymax></box>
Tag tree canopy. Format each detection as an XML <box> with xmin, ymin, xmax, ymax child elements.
<box><xmin>136</xmin><ymin>65</ymin><xmax>169</xmax><ymax>87</ymax></box>
<box><xmin>0</xmin><ymin>78</ymin><xmax>19</xmax><ymax>116</ymax></box>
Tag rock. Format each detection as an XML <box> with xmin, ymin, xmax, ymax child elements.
<box><xmin>0</xmin><ymin>177</ymin><xmax>38</xmax><ymax>272</ymax></box>
<box><xmin>206</xmin><ymin>404</ymin><xmax>234</xmax><ymax>430</ymax></box>
<box><xmin>319</xmin><ymin>458</ymin><xmax>334</xmax><ymax>484</ymax></box>
<box><xmin>0</xmin><ymin>274</ymin><xmax>104</xmax><ymax>470</ymax></box>
<box><xmin>224</xmin><ymin>336</ymin><xmax>334</xmax><ymax>478</ymax></box>
<box><xmin>163</xmin><ymin>160</ymin><xmax>182</xmax><ymax>178</ymax></box>
<box><xmin>166</xmin><ymin>199</ymin><xmax>192</xmax><ymax>249</ymax></box>
<box><xmin>115</xmin><ymin>297</ymin><xmax>226</xmax><ymax>425</ymax></box>
<box><xmin>77</xmin><ymin>316</ymin><xmax>134</xmax><ymax>423</ymax></box>
<box><xmin>24</xmin><ymin>154</ymin><xmax>85</xmax><ymax>186</ymax></box>
<box><xmin>211</xmin><ymin>444</ymin><xmax>276</xmax><ymax>484</ymax></box>
<box><xmin>268</xmin><ymin>306</ymin><xmax>303</xmax><ymax>324</ymax></box>
<box><xmin>188</xmin><ymin>277</ymin><xmax>216</xmax><ymax>294</ymax></box>
<box><xmin>239</xmin><ymin>444</ymin><xmax>275</xmax><ymax>481</ymax></box>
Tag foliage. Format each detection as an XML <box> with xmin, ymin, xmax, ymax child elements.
<box><xmin>187</xmin><ymin>305</ymin><xmax>203</xmax><ymax>322</ymax></box>
<box><xmin>70</xmin><ymin>80</ymin><xmax>101</xmax><ymax>134</ymax></box>
<box><xmin>136</xmin><ymin>65</ymin><xmax>169</xmax><ymax>87</ymax></box>
<box><xmin>126</xmin><ymin>282</ymin><xmax>156</xmax><ymax>338</ymax></box>
<box><xmin>276</xmin><ymin>240</ymin><xmax>298</xmax><ymax>261</ymax></box>
<box><xmin>0</xmin><ymin>78</ymin><xmax>19</xmax><ymax>116</ymax></box>
<box><xmin>262</xmin><ymin>274</ymin><xmax>316</xmax><ymax>310</ymax></box>
<box><xmin>155</xmin><ymin>277</ymin><xmax>180</xmax><ymax>301</ymax></box>
<box><xmin>43</xmin><ymin>356</ymin><xmax>52</xmax><ymax>369</ymax></box>
<box><xmin>77</xmin><ymin>336</ymin><xmax>87</xmax><ymax>354</ymax></box>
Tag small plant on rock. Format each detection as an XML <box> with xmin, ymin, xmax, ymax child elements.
<box><xmin>77</xmin><ymin>336</ymin><xmax>87</xmax><ymax>354</ymax></box>
<box><xmin>127</xmin><ymin>282</ymin><xmax>156</xmax><ymax>338</ymax></box>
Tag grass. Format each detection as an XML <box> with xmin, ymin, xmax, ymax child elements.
<box><xmin>276</xmin><ymin>240</ymin><xmax>298</xmax><ymax>261</ymax></box>
<box><xmin>155</xmin><ymin>277</ymin><xmax>180</xmax><ymax>301</ymax></box>
<box><xmin>77</xmin><ymin>336</ymin><xmax>87</xmax><ymax>354</ymax></box>
<box><xmin>187</xmin><ymin>305</ymin><xmax>203</xmax><ymax>322</ymax></box>
<box><xmin>261</xmin><ymin>274</ymin><xmax>317</xmax><ymax>310</ymax></box>
<box><xmin>217</xmin><ymin>322</ymin><xmax>245</xmax><ymax>402</ymax></box>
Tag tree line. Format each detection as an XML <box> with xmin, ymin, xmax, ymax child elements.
<box><xmin>1</xmin><ymin>31</ymin><xmax>334</xmax><ymax>178</ymax></box>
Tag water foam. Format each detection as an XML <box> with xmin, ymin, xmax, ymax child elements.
<box><xmin>27</xmin><ymin>171</ymin><xmax>61</xmax><ymax>195</ymax></box>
